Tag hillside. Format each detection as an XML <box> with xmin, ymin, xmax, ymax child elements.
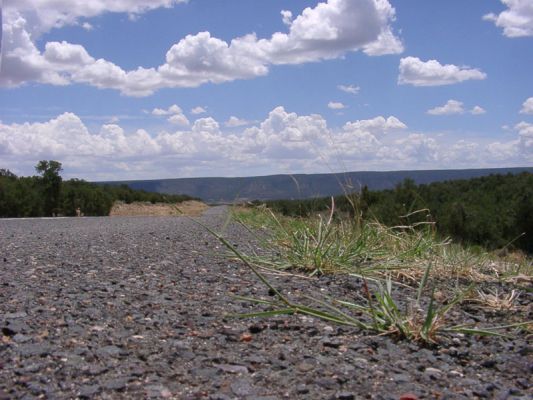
<box><xmin>100</xmin><ymin>167</ymin><xmax>533</xmax><ymax>203</ymax></box>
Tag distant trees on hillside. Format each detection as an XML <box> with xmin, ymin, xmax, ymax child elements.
<box><xmin>262</xmin><ymin>173</ymin><xmax>533</xmax><ymax>254</ymax></box>
<box><xmin>0</xmin><ymin>161</ymin><xmax>196</xmax><ymax>218</ymax></box>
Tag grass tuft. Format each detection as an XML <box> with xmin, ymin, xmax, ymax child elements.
<box><xmin>196</xmin><ymin>204</ymin><xmax>532</xmax><ymax>344</ymax></box>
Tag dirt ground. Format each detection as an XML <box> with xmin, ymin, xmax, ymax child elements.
<box><xmin>109</xmin><ymin>200</ymin><xmax>209</xmax><ymax>217</ymax></box>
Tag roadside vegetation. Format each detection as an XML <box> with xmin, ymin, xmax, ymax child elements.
<box><xmin>259</xmin><ymin>172</ymin><xmax>533</xmax><ymax>254</ymax></box>
<box><xmin>207</xmin><ymin>187</ymin><xmax>532</xmax><ymax>344</ymax></box>
<box><xmin>0</xmin><ymin>161</ymin><xmax>196</xmax><ymax>217</ymax></box>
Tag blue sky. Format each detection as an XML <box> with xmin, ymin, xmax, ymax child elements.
<box><xmin>0</xmin><ymin>0</ymin><xmax>532</xmax><ymax>180</ymax></box>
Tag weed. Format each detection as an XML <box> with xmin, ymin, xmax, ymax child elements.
<box><xmin>193</xmin><ymin>203</ymin><xmax>532</xmax><ymax>344</ymax></box>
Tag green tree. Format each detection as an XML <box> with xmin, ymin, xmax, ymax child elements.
<box><xmin>35</xmin><ymin>160</ymin><xmax>63</xmax><ymax>216</ymax></box>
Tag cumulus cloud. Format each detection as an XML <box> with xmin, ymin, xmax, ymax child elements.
<box><xmin>520</xmin><ymin>97</ymin><xmax>533</xmax><ymax>114</ymax></box>
<box><xmin>515</xmin><ymin>121</ymin><xmax>533</xmax><ymax>151</ymax></box>
<box><xmin>427</xmin><ymin>100</ymin><xmax>465</xmax><ymax>115</ymax></box>
<box><xmin>151</xmin><ymin>104</ymin><xmax>189</xmax><ymax>125</ymax></box>
<box><xmin>5</xmin><ymin>1</ymin><xmax>189</xmax><ymax>33</ymax></box>
<box><xmin>3</xmin><ymin>107</ymin><xmax>527</xmax><ymax>179</ymax></box>
<box><xmin>81</xmin><ymin>22</ymin><xmax>94</xmax><ymax>31</ymax></box>
<box><xmin>338</xmin><ymin>84</ymin><xmax>360</xmax><ymax>94</ymax></box>
<box><xmin>483</xmin><ymin>0</ymin><xmax>533</xmax><ymax>37</ymax></box>
<box><xmin>398</xmin><ymin>57</ymin><xmax>487</xmax><ymax>86</ymax></box>
<box><xmin>191</xmin><ymin>106</ymin><xmax>207</xmax><ymax>115</ymax></box>
<box><xmin>470</xmin><ymin>106</ymin><xmax>486</xmax><ymax>115</ymax></box>
<box><xmin>167</xmin><ymin>114</ymin><xmax>189</xmax><ymax>126</ymax></box>
<box><xmin>328</xmin><ymin>101</ymin><xmax>346</xmax><ymax>110</ymax></box>
<box><xmin>486</xmin><ymin>122</ymin><xmax>533</xmax><ymax>163</ymax></box>
<box><xmin>281</xmin><ymin>10</ymin><xmax>293</xmax><ymax>26</ymax></box>
<box><xmin>225</xmin><ymin>116</ymin><xmax>251</xmax><ymax>128</ymax></box>
<box><xmin>1</xmin><ymin>0</ymin><xmax>403</xmax><ymax>95</ymax></box>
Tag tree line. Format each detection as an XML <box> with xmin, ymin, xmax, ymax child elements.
<box><xmin>0</xmin><ymin>161</ymin><xmax>196</xmax><ymax>218</ymax></box>
<box><xmin>260</xmin><ymin>172</ymin><xmax>533</xmax><ymax>254</ymax></box>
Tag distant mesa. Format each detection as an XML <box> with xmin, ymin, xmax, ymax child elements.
<box><xmin>99</xmin><ymin>167</ymin><xmax>533</xmax><ymax>204</ymax></box>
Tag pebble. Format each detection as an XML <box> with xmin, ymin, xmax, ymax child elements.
<box><xmin>424</xmin><ymin>367</ymin><xmax>442</xmax><ymax>378</ymax></box>
<box><xmin>103</xmin><ymin>378</ymin><xmax>127</xmax><ymax>391</ymax></box>
<box><xmin>230</xmin><ymin>379</ymin><xmax>256</xmax><ymax>397</ymax></box>
<box><xmin>78</xmin><ymin>385</ymin><xmax>101</xmax><ymax>398</ymax></box>
<box><xmin>336</xmin><ymin>391</ymin><xmax>355</xmax><ymax>400</ymax></box>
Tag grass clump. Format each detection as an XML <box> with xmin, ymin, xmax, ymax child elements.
<box><xmin>233</xmin><ymin>201</ymin><xmax>445</xmax><ymax>278</ymax></box>
<box><xmin>201</xmin><ymin>203</ymin><xmax>532</xmax><ymax>344</ymax></box>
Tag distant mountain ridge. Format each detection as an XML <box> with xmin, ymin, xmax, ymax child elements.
<box><xmin>99</xmin><ymin>167</ymin><xmax>533</xmax><ymax>203</ymax></box>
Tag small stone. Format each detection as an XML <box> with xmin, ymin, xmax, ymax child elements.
<box><xmin>12</xmin><ymin>334</ymin><xmax>31</xmax><ymax>343</ymax></box>
<box><xmin>144</xmin><ymin>385</ymin><xmax>173</xmax><ymax>398</ymax></box>
<box><xmin>209</xmin><ymin>393</ymin><xmax>231</xmax><ymax>400</ymax></box>
<box><xmin>481</xmin><ymin>359</ymin><xmax>497</xmax><ymax>368</ymax></box>
<box><xmin>0</xmin><ymin>389</ymin><xmax>11</xmax><ymax>400</ymax></box>
<box><xmin>4</xmin><ymin>320</ymin><xmax>28</xmax><ymax>334</ymax></box>
<box><xmin>516</xmin><ymin>378</ymin><xmax>529</xmax><ymax>389</ymax></box>
<box><xmin>27</xmin><ymin>382</ymin><xmax>46</xmax><ymax>395</ymax></box>
<box><xmin>96</xmin><ymin>345</ymin><xmax>123</xmax><ymax>358</ymax></box>
<box><xmin>17</xmin><ymin>343</ymin><xmax>51</xmax><ymax>357</ymax></box>
<box><xmin>336</xmin><ymin>391</ymin><xmax>355</xmax><ymax>400</ymax></box>
<box><xmin>472</xmin><ymin>388</ymin><xmax>489</xmax><ymax>398</ymax></box>
<box><xmin>424</xmin><ymin>367</ymin><xmax>442</xmax><ymax>378</ymax></box>
<box><xmin>296</xmin><ymin>384</ymin><xmax>309</xmax><ymax>394</ymax></box>
<box><xmin>191</xmin><ymin>367</ymin><xmax>218</xmax><ymax>379</ymax></box>
<box><xmin>240</xmin><ymin>333</ymin><xmax>253</xmax><ymax>342</ymax></box>
<box><xmin>249</xmin><ymin>324</ymin><xmax>264</xmax><ymax>334</ymax></box>
<box><xmin>230</xmin><ymin>379</ymin><xmax>255</xmax><ymax>397</ymax></box>
<box><xmin>399</xmin><ymin>394</ymin><xmax>418</xmax><ymax>400</ymax></box>
<box><xmin>316</xmin><ymin>377</ymin><xmax>336</xmax><ymax>390</ymax></box>
<box><xmin>22</xmin><ymin>364</ymin><xmax>41</xmax><ymax>373</ymax></box>
<box><xmin>297</xmin><ymin>361</ymin><xmax>315</xmax><ymax>372</ymax></box>
<box><xmin>216</xmin><ymin>364</ymin><xmax>248</xmax><ymax>374</ymax></box>
<box><xmin>353</xmin><ymin>357</ymin><xmax>368</xmax><ymax>369</ymax></box>
<box><xmin>392</xmin><ymin>373</ymin><xmax>410</xmax><ymax>383</ymax></box>
<box><xmin>322</xmin><ymin>338</ymin><xmax>342</xmax><ymax>348</ymax></box>
<box><xmin>78</xmin><ymin>385</ymin><xmax>101</xmax><ymax>398</ymax></box>
<box><xmin>103</xmin><ymin>378</ymin><xmax>127</xmax><ymax>391</ymax></box>
<box><xmin>5</xmin><ymin>312</ymin><xmax>27</xmax><ymax>319</ymax></box>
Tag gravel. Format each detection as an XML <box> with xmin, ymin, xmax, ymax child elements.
<box><xmin>1</xmin><ymin>207</ymin><xmax>531</xmax><ymax>399</ymax></box>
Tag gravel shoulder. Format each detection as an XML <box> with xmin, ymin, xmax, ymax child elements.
<box><xmin>1</xmin><ymin>208</ymin><xmax>531</xmax><ymax>399</ymax></box>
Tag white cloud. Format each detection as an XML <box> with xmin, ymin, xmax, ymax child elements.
<box><xmin>152</xmin><ymin>105</ymin><xmax>181</xmax><ymax>116</ymax></box>
<box><xmin>328</xmin><ymin>101</ymin><xmax>346</xmax><ymax>110</ymax></box>
<box><xmin>470</xmin><ymin>106</ymin><xmax>486</xmax><ymax>115</ymax></box>
<box><xmin>520</xmin><ymin>97</ymin><xmax>533</xmax><ymax>114</ymax></box>
<box><xmin>44</xmin><ymin>41</ymin><xmax>94</xmax><ymax>66</ymax></box>
<box><xmin>281</xmin><ymin>10</ymin><xmax>293</xmax><ymax>26</ymax></box>
<box><xmin>427</xmin><ymin>100</ymin><xmax>464</xmax><ymax>115</ymax></box>
<box><xmin>393</xmin><ymin>134</ymin><xmax>438</xmax><ymax>163</ymax></box>
<box><xmin>363</xmin><ymin>27</ymin><xmax>404</xmax><ymax>56</ymax></box>
<box><xmin>1</xmin><ymin>0</ymin><xmax>403</xmax><ymax>95</ymax></box>
<box><xmin>151</xmin><ymin>104</ymin><xmax>190</xmax><ymax>125</ymax></box>
<box><xmin>483</xmin><ymin>0</ymin><xmax>533</xmax><ymax>38</ymax></box>
<box><xmin>4</xmin><ymin>1</ymin><xmax>189</xmax><ymax>34</ymax></box>
<box><xmin>167</xmin><ymin>114</ymin><xmax>190</xmax><ymax>126</ymax></box>
<box><xmin>191</xmin><ymin>106</ymin><xmax>207</xmax><ymax>115</ymax></box>
<box><xmin>338</xmin><ymin>84</ymin><xmax>360</xmax><ymax>94</ymax></box>
<box><xmin>398</xmin><ymin>57</ymin><xmax>487</xmax><ymax>86</ymax></box>
<box><xmin>3</xmin><ymin>108</ymin><xmax>528</xmax><ymax>179</ymax></box>
<box><xmin>343</xmin><ymin>116</ymin><xmax>406</xmax><ymax>135</ymax></box>
<box><xmin>81</xmin><ymin>22</ymin><xmax>94</xmax><ymax>31</ymax></box>
<box><xmin>225</xmin><ymin>116</ymin><xmax>251</xmax><ymax>128</ymax></box>
<box><xmin>152</xmin><ymin>108</ymin><xmax>169</xmax><ymax>116</ymax></box>
<box><xmin>515</xmin><ymin>121</ymin><xmax>533</xmax><ymax>152</ymax></box>
<box><xmin>442</xmin><ymin>140</ymin><xmax>480</xmax><ymax>164</ymax></box>
<box><xmin>486</xmin><ymin>122</ymin><xmax>533</xmax><ymax>163</ymax></box>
